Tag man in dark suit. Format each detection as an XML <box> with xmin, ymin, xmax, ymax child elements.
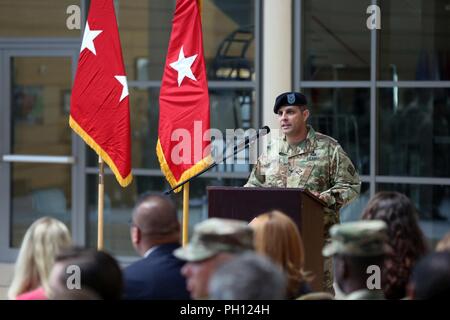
<box><xmin>123</xmin><ymin>193</ymin><xmax>190</xmax><ymax>300</ymax></box>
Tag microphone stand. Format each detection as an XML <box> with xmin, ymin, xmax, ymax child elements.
<box><xmin>165</xmin><ymin>127</ymin><xmax>270</xmax><ymax>194</ymax></box>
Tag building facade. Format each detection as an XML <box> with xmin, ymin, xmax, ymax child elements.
<box><xmin>0</xmin><ymin>0</ymin><xmax>449</xmax><ymax>277</ymax></box>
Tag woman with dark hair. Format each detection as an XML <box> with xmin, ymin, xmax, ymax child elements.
<box><xmin>361</xmin><ymin>191</ymin><xmax>429</xmax><ymax>299</ymax></box>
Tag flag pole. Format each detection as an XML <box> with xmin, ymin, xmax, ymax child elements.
<box><xmin>180</xmin><ymin>0</ymin><xmax>199</xmax><ymax>247</ymax></box>
<box><xmin>97</xmin><ymin>156</ymin><xmax>105</xmax><ymax>250</ymax></box>
<box><xmin>182</xmin><ymin>182</ymin><xmax>190</xmax><ymax>246</ymax></box>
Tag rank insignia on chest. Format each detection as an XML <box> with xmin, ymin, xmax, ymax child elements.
<box><xmin>307</xmin><ymin>155</ymin><xmax>319</xmax><ymax>161</ymax></box>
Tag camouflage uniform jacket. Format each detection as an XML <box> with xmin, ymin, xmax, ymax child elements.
<box><xmin>244</xmin><ymin>126</ymin><xmax>361</xmax><ymax>233</ymax></box>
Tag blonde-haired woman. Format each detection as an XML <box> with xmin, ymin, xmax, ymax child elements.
<box><xmin>249</xmin><ymin>210</ymin><xmax>312</xmax><ymax>299</ymax></box>
<box><xmin>8</xmin><ymin>216</ymin><xmax>72</xmax><ymax>300</ymax></box>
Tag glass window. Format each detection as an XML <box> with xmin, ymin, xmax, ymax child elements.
<box><xmin>378</xmin><ymin>88</ymin><xmax>450</xmax><ymax>177</ymax></box>
<box><xmin>301</xmin><ymin>0</ymin><xmax>371</xmax><ymax>80</ymax></box>
<box><xmin>377</xmin><ymin>184</ymin><xmax>450</xmax><ymax>247</ymax></box>
<box><xmin>11</xmin><ymin>164</ymin><xmax>71</xmax><ymax>247</ymax></box>
<box><xmin>86</xmin><ymin>174</ymin><xmax>246</xmax><ymax>256</ymax></box>
<box><xmin>379</xmin><ymin>0</ymin><xmax>450</xmax><ymax>80</ymax></box>
<box><xmin>118</xmin><ymin>0</ymin><xmax>173</xmax><ymax>81</ymax></box>
<box><xmin>202</xmin><ymin>0</ymin><xmax>255</xmax><ymax>81</ymax></box>
<box><xmin>11</xmin><ymin>57</ymin><xmax>72</xmax><ymax>156</ymax></box>
<box><xmin>9</xmin><ymin>56</ymin><xmax>73</xmax><ymax>248</ymax></box>
<box><xmin>340</xmin><ymin>182</ymin><xmax>370</xmax><ymax>222</ymax></box>
<box><xmin>129</xmin><ymin>88</ymin><xmax>159</xmax><ymax>169</ymax></box>
<box><xmin>0</xmin><ymin>0</ymin><xmax>81</xmax><ymax>37</ymax></box>
<box><xmin>118</xmin><ymin>0</ymin><xmax>255</xmax><ymax>81</ymax></box>
<box><xmin>302</xmin><ymin>88</ymin><xmax>370</xmax><ymax>175</ymax></box>
<box><xmin>209</xmin><ymin>88</ymin><xmax>255</xmax><ymax>173</ymax></box>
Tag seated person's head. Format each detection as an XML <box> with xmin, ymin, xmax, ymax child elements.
<box><xmin>174</xmin><ymin>218</ymin><xmax>254</xmax><ymax>299</ymax></box>
<box><xmin>408</xmin><ymin>252</ymin><xmax>450</xmax><ymax>300</ymax></box>
<box><xmin>8</xmin><ymin>217</ymin><xmax>72</xmax><ymax>299</ymax></box>
<box><xmin>50</xmin><ymin>287</ymin><xmax>101</xmax><ymax>300</ymax></box>
<box><xmin>49</xmin><ymin>247</ymin><xmax>122</xmax><ymax>300</ymax></box>
<box><xmin>130</xmin><ymin>193</ymin><xmax>180</xmax><ymax>255</ymax></box>
<box><xmin>322</xmin><ymin>220</ymin><xmax>389</xmax><ymax>298</ymax></box>
<box><xmin>208</xmin><ymin>252</ymin><xmax>286</xmax><ymax>300</ymax></box>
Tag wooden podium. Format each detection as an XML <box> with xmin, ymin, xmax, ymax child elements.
<box><xmin>207</xmin><ymin>186</ymin><xmax>326</xmax><ymax>291</ymax></box>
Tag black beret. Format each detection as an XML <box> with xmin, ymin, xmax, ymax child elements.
<box><xmin>273</xmin><ymin>92</ymin><xmax>308</xmax><ymax>114</ymax></box>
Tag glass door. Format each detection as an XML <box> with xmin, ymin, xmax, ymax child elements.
<box><xmin>0</xmin><ymin>50</ymin><xmax>77</xmax><ymax>259</ymax></box>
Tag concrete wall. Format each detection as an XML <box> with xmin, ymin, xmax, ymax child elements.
<box><xmin>262</xmin><ymin>0</ymin><xmax>292</xmax><ymax>130</ymax></box>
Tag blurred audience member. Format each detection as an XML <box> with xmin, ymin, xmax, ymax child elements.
<box><xmin>296</xmin><ymin>292</ymin><xmax>334</xmax><ymax>300</ymax></box>
<box><xmin>123</xmin><ymin>193</ymin><xmax>189</xmax><ymax>299</ymax></box>
<box><xmin>323</xmin><ymin>220</ymin><xmax>389</xmax><ymax>300</ymax></box>
<box><xmin>407</xmin><ymin>252</ymin><xmax>450</xmax><ymax>299</ymax></box>
<box><xmin>208</xmin><ymin>252</ymin><xmax>286</xmax><ymax>300</ymax></box>
<box><xmin>51</xmin><ymin>288</ymin><xmax>101</xmax><ymax>300</ymax></box>
<box><xmin>174</xmin><ymin>218</ymin><xmax>253</xmax><ymax>299</ymax></box>
<box><xmin>436</xmin><ymin>232</ymin><xmax>450</xmax><ymax>252</ymax></box>
<box><xmin>8</xmin><ymin>217</ymin><xmax>71</xmax><ymax>300</ymax></box>
<box><xmin>249</xmin><ymin>210</ymin><xmax>312</xmax><ymax>299</ymax></box>
<box><xmin>48</xmin><ymin>247</ymin><xmax>122</xmax><ymax>300</ymax></box>
<box><xmin>361</xmin><ymin>191</ymin><xmax>428</xmax><ymax>299</ymax></box>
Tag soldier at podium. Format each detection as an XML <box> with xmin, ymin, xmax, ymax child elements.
<box><xmin>244</xmin><ymin>91</ymin><xmax>361</xmax><ymax>292</ymax></box>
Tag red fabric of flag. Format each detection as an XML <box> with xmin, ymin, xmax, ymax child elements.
<box><xmin>157</xmin><ymin>0</ymin><xmax>211</xmax><ymax>191</ymax></box>
<box><xmin>70</xmin><ymin>0</ymin><xmax>132</xmax><ymax>187</ymax></box>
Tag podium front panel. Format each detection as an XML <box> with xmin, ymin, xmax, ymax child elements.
<box><xmin>207</xmin><ymin>186</ymin><xmax>325</xmax><ymax>291</ymax></box>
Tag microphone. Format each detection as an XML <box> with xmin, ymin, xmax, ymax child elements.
<box><xmin>260</xmin><ymin>125</ymin><xmax>270</xmax><ymax>134</ymax></box>
<box><xmin>246</xmin><ymin>125</ymin><xmax>270</xmax><ymax>146</ymax></box>
<box><xmin>165</xmin><ymin>126</ymin><xmax>270</xmax><ymax>194</ymax></box>
<box><xmin>233</xmin><ymin>126</ymin><xmax>270</xmax><ymax>154</ymax></box>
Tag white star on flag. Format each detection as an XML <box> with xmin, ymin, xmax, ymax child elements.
<box><xmin>80</xmin><ymin>22</ymin><xmax>103</xmax><ymax>55</ymax></box>
<box><xmin>169</xmin><ymin>46</ymin><xmax>198</xmax><ymax>87</ymax></box>
<box><xmin>114</xmin><ymin>76</ymin><xmax>129</xmax><ymax>102</ymax></box>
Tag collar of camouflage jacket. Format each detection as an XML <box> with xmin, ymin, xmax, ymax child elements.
<box><xmin>281</xmin><ymin>125</ymin><xmax>317</xmax><ymax>156</ymax></box>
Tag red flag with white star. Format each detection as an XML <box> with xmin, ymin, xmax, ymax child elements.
<box><xmin>157</xmin><ymin>0</ymin><xmax>211</xmax><ymax>191</ymax></box>
<box><xmin>70</xmin><ymin>0</ymin><xmax>132</xmax><ymax>187</ymax></box>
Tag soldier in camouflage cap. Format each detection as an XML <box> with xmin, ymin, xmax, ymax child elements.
<box><xmin>323</xmin><ymin>220</ymin><xmax>389</xmax><ymax>257</ymax></box>
<box><xmin>244</xmin><ymin>91</ymin><xmax>361</xmax><ymax>292</ymax></box>
<box><xmin>174</xmin><ymin>218</ymin><xmax>253</xmax><ymax>299</ymax></box>
<box><xmin>174</xmin><ymin>218</ymin><xmax>253</xmax><ymax>262</ymax></box>
<box><xmin>322</xmin><ymin>220</ymin><xmax>389</xmax><ymax>300</ymax></box>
